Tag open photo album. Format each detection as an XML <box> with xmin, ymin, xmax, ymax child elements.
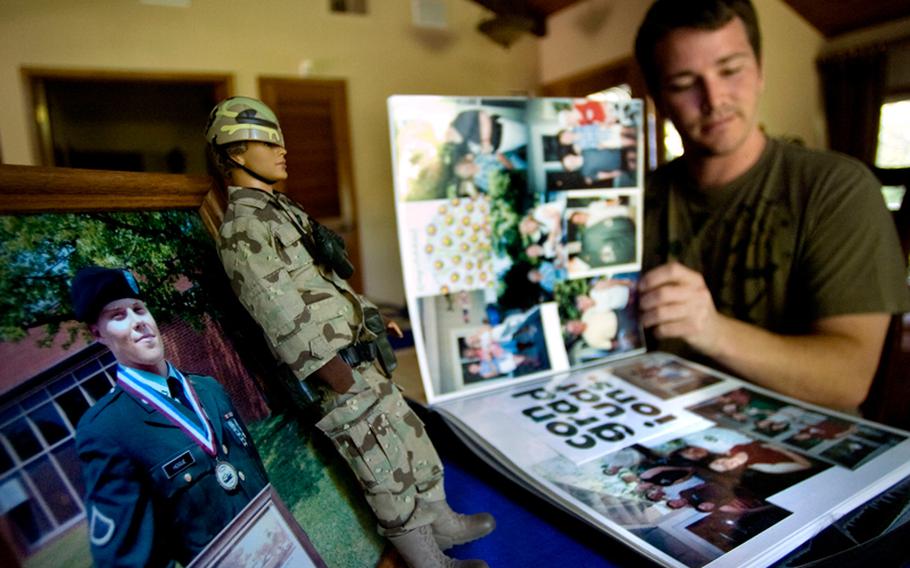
<box><xmin>387</xmin><ymin>95</ymin><xmax>910</xmax><ymax>568</ymax></box>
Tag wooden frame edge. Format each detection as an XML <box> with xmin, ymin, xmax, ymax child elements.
<box><xmin>0</xmin><ymin>164</ymin><xmax>224</xmax><ymax>239</ymax></box>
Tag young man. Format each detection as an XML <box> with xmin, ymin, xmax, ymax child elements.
<box><xmin>206</xmin><ymin>97</ymin><xmax>493</xmax><ymax>568</ymax></box>
<box><xmin>72</xmin><ymin>266</ymin><xmax>269</xmax><ymax>567</ymax></box>
<box><xmin>634</xmin><ymin>0</ymin><xmax>910</xmax><ymax>409</ymax></box>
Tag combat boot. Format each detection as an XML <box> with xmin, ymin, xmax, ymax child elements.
<box><xmin>426</xmin><ymin>499</ymin><xmax>496</xmax><ymax>550</ymax></box>
<box><xmin>389</xmin><ymin>525</ymin><xmax>489</xmax><ymax>568</ymax></box>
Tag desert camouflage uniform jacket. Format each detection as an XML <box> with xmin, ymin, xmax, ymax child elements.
<box><xmin>218</xmin><ymin>186</ymin><xmax>379</xmax><ymax>381</ymax></box>
<box><xmin>217</xmin><ymin>186</ymin><xmax>445</xmax><ymax>537</ymax></box>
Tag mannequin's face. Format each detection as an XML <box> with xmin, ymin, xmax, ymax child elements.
<box><xmin>230</xmin><ymin>141</ymin><xmax>288</xmax><ymax>189</ymax></box>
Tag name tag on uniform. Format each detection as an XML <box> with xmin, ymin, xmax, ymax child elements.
<box><xmin>162</xmin><ymin>450</ymin><xmax>195</xmax><ymax>479</ymax></box>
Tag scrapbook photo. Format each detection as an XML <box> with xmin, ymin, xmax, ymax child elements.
<box><xmin>609</xmin><ymin>354</ymin><xmax>723</xmax><ymax>400</ymax></box>
<box><xmin>689</xmin><ymin>387</ymin><xmax>906</xmax><ymax>469</ymax></box>
<box><xmin>389</xmin><ymin>95</ymin><xmax>647</xmax><ymax>401</ymax></box>
<box><xmin>534</xmin><ymin>424</ymin><xmax>829</xmax><ymax>565</ymax></box>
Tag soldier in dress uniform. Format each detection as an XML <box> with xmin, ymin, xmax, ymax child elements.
<box><xmin>206</xmin><ymin>96</ymin><xmax>494</xmax><ymax>568</ymax></box>
<box><xmin>72</xmin><ymin>266</ymin><xmax>269</xmax><ymax>567</ymax></box>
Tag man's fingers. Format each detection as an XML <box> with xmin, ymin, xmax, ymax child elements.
<box><xmin>639</xmin><ymin>274</ymin><xmax>705</xmax><ymax>310</ymax></box>
<box><xmin>641</xmin><ymin>301</ymin><xmax>690</xmax><ymax>330</ymax></box>
<box><xmin>639</xmin><ymin>263</ymin><xmax>676</xmax><ymax>292</ymax></box>
<box><xmin>639</xmin><ymin>261</ymin><xmax>697</xmax><ymax>292</ymax></box>
<box><xmin>387</xmin><ymin>321</ymin><xmax>404</xmax><ymax>338</ymax></box>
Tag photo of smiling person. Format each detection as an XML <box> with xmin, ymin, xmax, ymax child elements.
<box><xmin>72</xmin><ymin>266</ymin><xmax>269</xmax><ymax>568</ymax></box>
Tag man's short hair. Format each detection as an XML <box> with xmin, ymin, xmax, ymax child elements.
<box><xmin>634</xmin><ymin>0</ymin><xmax>762</xmax><ymax>95</ymax></box>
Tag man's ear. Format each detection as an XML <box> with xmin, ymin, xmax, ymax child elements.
<box><xmin>89</xmin><ymin>324</ymin><xmax>105</xmax><ymax>344</ymax></box>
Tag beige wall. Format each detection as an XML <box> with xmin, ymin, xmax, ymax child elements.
<box><xmin>0</xmin><ymin>0</ymin><xmax>539</xmax><ymax>304</ymax></box>
<box><xmin>539</xmin><ymin>0</ymin><xmax>826</xmax><ymax>148</ymax></box>
<box><xmin>539</xmin><ymin>0</ymin><xmax>651</xmax><ymax>86</ymax></box>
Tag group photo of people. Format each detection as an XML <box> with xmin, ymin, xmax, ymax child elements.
<box><xmin>391</xmin><ymin>98</ymin><xmax>530</xmax><ymax>202</ymax></box>
<box><xmin>454</xmin><ymin>305</ymin><xmax>550</xmax><ymax>386</ymax></box>
<box><xmin>609</xmin><ymin>355</ymin><xmax>722</xmax><ymax>400</ymax></box>
<box><xmin>690</xmin><ymin>388</ymin><xmax>906</xmax><ymax>470</ymax></box>
<box><xmin>562</xmin><ymin>192</ymin><xmax>639</xmax><ymax>277</ymax></box>
<box><xmin>416</xmin><ymin>289</ymin><xmax>555</xmax><ymax>395</ymax></box>
<box><xmin>534</xmin><ymin>423</ymin><xmax>830</xmax><ymax>562</ymax></box>
<box><xmin>554</xmin><ymin>273</ymin><xmax>642</xmax><ymax>364</ymax></box>
<box><xmin>539</xmin><ymin>99</ymin><xmax>643</xmax><ymax>193</ymax></box>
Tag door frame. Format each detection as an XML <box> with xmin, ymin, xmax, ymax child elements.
<box><xmin>258</xmin><ymin>76</ymin><xmax>362</xmax><ymax>290</ymax></box>
<box><xmin>21</xmin><ymin>67</ymin><xmax>233</xmax><ymax>167</ymax></box>
<box><xmin>258</xmin><ymin>76</ymin><xmax>358</xmax><ymax>231</ymax></box>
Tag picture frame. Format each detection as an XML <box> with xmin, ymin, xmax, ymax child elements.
<box><xmin>0</xmin><ymin>163</ymin><xmax>276</xmax><ymax>420</ymax></box>
<box><xmin>0</xmin><ymin>163</ymin><xmax>388</xmax><ymax>567</ymax></box>
<box><xmin>188</xmin><ymin>484</ymin><xmax>327</xmax><ymax>568</ymax></box>
<box><xmin>0</xmin><ymin>163</ymin><xmax>224</xmax><ymax>234</ymax></box>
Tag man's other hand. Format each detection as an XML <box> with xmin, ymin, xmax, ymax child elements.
<box><xmin>639</xmin><ymin>261</ymin><xmax>722</xmax><ymax>356</ymax></box>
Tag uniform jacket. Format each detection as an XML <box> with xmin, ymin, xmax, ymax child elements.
<box><xmin>218</xmin><ymin>186</ymin><xmax>379</xmax><ymax>381</ymax></box>
<box><xmin>76</xmin><ymin>373</ymin><xmax>268</xmax><ymax>567</ymax></box>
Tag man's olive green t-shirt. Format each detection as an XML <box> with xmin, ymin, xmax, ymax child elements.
<box><xmin>643</xmin><ymin>138</ymin><xmax>910</xmax><ymax>356</ymax></box>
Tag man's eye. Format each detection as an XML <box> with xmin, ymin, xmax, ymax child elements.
<box><xmin>720</xmin><ymin>65</ymin><xmax>743</xmax><ymax>77</ymax></box>
<box><xmin>666</xmin><ymin>79</ymin><xmax>695</xmax><ymax>92</ymax></box>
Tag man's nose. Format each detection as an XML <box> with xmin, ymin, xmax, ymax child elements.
<box><xmin>700</xmin><ymin>76</ymin><xmax>724</xmax><ymax>113</ymax></box>
<box><xmin>129</xmin><ymin>310</ymin><xmax>147</xmax><ymax>328</ymax></box>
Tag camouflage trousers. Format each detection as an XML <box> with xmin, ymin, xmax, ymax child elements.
<box><xmin>315</xmin><ymin>363</ymin><xmax>445</xmax><ymax>537</ymax></box>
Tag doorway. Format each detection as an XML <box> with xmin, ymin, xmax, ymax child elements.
<box><xmin>259</xmin><ymin>77</ymin><xmax>362</xmax><ymax>291</ymax></box>
<box><xmin>24</xmin><ymin>68</ymin><xmax>232</xmax><ymax>174</ymax></box>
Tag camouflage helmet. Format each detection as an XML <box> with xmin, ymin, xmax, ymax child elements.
<box><xmin>205</xmin><ymin>96</ymin><xmax>284</xmax><ymax>148</ymax></box>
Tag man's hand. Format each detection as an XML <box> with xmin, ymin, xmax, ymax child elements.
<box><xmin>639</xmin><ymin>262</ymin><xmax>723</xmax><ymax>356</ymax></box>
<box><xmin>638</xmin><ymin>263</ymin><xmax>889</xmax><ymax>410</ymax></box>
<box><xmin>386</xmin><ymin>320</ymin><xmax>404</xmax><ymax>339</ymax></box>
<box><xmin>312</xmin><ymin>355</ymin><xmax>354</xmax><ymax>393</ymax></box>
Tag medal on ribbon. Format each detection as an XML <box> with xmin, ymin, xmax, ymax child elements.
<box><xmin>215</xmin><ymin>460</ymin><xmax>240</xmax><ymax>492</ymax></box>
<box><xmin>116</xmin><ymin>364</ymin><xmax>218</xmax><ymax>457</ymax></box>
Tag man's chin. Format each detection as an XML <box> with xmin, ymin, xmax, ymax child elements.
<box><xmin>137</xmin><ymin>347</ymin><xmax>165</xmax><ymax>365</ymax></box>
<box><xmin>686</xmin><ymin>137</ymin><xmax>743</xmax><ymax>158</ymax></box>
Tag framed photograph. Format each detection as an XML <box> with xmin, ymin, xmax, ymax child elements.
<box><xmin>189</xmin><ymin>484</ymin><xmax>327</xmax><ymax>568</ymax></box>
<box><xmin>0</xmin><ymin>165</ymin><xmax>276</xmax><ymax>422</ymax></box>
<box><xmin>0</xmin><ymin>164</ymin><xmax>386</xmax><ymax>567</ymax></box>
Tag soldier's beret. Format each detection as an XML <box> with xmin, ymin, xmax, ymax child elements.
<box><xmin>71</xmin><ymin>266</ymin><xmax>144</xmax><ymax>323</ymax></box>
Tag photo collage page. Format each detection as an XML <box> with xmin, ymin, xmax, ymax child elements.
<box><xmin>527</xmin><ymin>355</ymin><xmax>908</xmax><ymax>566</ymax></box>
<box><xmin>435</xmin><ymin>352</ymin><xmax>907</xmax><ymax>567</ymax></box>
<box><xmin>388</xmin><ymin>96</ymin><xmax>646</xmax><ymax>400</ymax></box>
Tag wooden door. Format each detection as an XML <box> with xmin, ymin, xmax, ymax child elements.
<box><xmin>258</xmin><ymin>77</ymin><xmax>362</xmax><ymax>291</ymax></box>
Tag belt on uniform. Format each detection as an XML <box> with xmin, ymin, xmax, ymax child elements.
<box><xmin>338</xmin><ymin>341</ymin><xmax>377</xmax><ymax>368</ymax></box>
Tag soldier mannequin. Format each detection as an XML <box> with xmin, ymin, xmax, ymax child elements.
<box><xmin>206</xmin><ymin>97</ymin><xmax>494</xmax><ymax>568</ymax></box>
<box><xmin>71</xmin><ymin>266</ymin><xmax>269</xmax><ymax>567</ymax></box>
